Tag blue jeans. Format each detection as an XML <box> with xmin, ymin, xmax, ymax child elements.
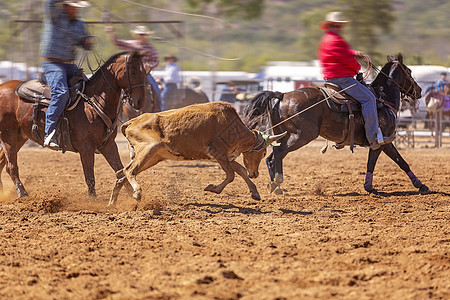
<box><xmin>161</xmin><ymin>83</ymin><xmax>177</xmax><ymax>111</ymax></box>
<box><xmin>147</xmin><ymin>74</ymin><xmax>161</xmax><ymax>110</ymax></box>
<box><xmin>42</xmin><ymin>61</ymin><xmax>80</xmax><ymax>137</ymax></box>
<box><xmin>326</xmin><ymin>76</ymin><xmax>378</xmax><ymax>144</ymax></box>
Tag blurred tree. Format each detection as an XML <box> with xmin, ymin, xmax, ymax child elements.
<box><xmin>339</xmin><ymin>0</ymin><xmax>394</xmax><ymax>58</ymax></box>
<box><xmin>185</xmin><ymin>0</ymin><xmax>264</xmax><ymax>20</ymax></box>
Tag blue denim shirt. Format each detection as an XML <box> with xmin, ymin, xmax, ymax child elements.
<box><xmin>40</xmin><ymin>0</ymin><xmax>88</xmax><ymax>61</ymax></box>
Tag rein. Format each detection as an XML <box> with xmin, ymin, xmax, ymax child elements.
<box><xmin>78</xmin><ymin>53</ymin><xmax>144</xmax><ymax>148</ymax></box>
<box><xmin>263</xmin><ymin>60</ymin><xmax>418</xmax><ymax>134</ymax></box>
<box><xmin>122</xmin><ymin>53</ymin><xmax>146</xmax><ymax>103</ymax></box>
<box><xmin>371</xmin><ymin>62</ymin><xmax>418</xmax><ymax>104</ymax></box>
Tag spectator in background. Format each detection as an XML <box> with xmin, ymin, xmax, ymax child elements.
<box><xmin>41</xmin><ymin>0</ymin><xmax>93</xmax><ymax>149</ymax></box>
<box><xmin>436</xmin><ymin>72</ymin><xmax>448</xmax><ymax>93</ymax></box>
<box><xmin>105</xmin><ymin>25</ymin><xmax>161</xmax><ymax>108</ymax></box>
<box><xmin>220</xmin><ymin>82</ymin><xmax>238</xmax><ymax>103</ymax></box>
<box><xmin>160</xmin><ymin>55</ymin><xmax>180</xmax><ymax>111</ymax></box>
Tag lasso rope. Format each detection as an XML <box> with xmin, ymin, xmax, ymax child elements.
<box><xmin>88</xmin><ymin>2</ymin><xmax>245</xmax><ymax>61</ymax></box>
<box><xmin>262</xmin><ymin>83</ymin><xmax>358</xmax><ymax>133</ymax></box>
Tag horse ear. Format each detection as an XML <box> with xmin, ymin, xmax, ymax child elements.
<box><xmin>387</xmin><ymin>55</ymin><xmax>394</xmax><ymax>62</ymax></box>
<box><xmin>397</xmin><ymin>53</ymin><xmax>403</xmax><ymax>63</ymax></box>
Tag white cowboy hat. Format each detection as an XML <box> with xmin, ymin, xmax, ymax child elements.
<box><xmin>320</xmin><ymin>11</ymin><xmax>349</xmax><ymax>29</ymax></box>
<box><xmin>63</xmin><ymin>0</ymin><xmax>90</xmax><ymax>8</ymax></box>
<box><xmin>164</xmin><ymin>55</ymin><xmax>178</xmax><ymax>62</ymax></box>
<box><xmin>130</xmin><ymin>25</ymin><xmax>154</xmax><ymax>36</ymax></box>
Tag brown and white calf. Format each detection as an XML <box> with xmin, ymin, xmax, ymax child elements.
<box><xmin>109</xmin><ymin>102</ymin><xmax>285</xmax><ymax>205</ymax></box>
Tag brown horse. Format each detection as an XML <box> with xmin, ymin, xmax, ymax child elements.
<box><xmin>0</xmin><ymin>51</ymin><xmax>147</xmax><ymax>198</ymax></box>
<box><xmin>243</xmin><ymin>53</ymin><xmax>431</xmax><ymax>196</ymax></box>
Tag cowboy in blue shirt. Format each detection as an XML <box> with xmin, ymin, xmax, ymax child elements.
<box><xmin>40</xmin><ymin>0</ymin><xmax>93</xmax><ymax>149</ymax></box>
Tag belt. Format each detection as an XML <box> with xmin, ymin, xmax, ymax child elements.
<box><xmin>44</xmin><ymin>58</ymin><xmax>74</xmax><ymax>64</ymax></box>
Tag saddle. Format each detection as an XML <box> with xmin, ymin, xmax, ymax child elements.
<box><xmin>318</xmin><ymin>82</ymin><xmax>386</xmax><ymax>152</ymax></box>
<box><xmin>15</xmin><ymin>73</ymin><xmax>86</xmax><ymax>153</ymax></box>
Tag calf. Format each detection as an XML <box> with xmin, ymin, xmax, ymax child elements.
<box><xmin>109</xmin><ymin>102</ymin><xmax>285</xmax><ymax>205</ymax></box>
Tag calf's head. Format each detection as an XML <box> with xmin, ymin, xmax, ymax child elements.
<box><xmin>243</xmin><ymin>131</ymin><xmax>287</xmax><ymax>178</ymax></box>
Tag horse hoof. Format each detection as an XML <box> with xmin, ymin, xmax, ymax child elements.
<box><xmin>412</xmin><ymin>179</ymin><xmax>423</xmax><ymax>189</ymax></box>
<box><xmin>365</xmin><ymin>184</ymin><xmax>380</xmax><ymax>196</ymax></box>
<box><xmin>18</xmin><ymin>191</ymin><xmax>29</xmax><ymax>198</ymax></box>
<box><xmin>133</xmin><ymin>192</ymin><xmax>141</xmax><ymax>201</ymax></box>
<box><xmin>273</xmin><ymin>186</ymin><xmax>284</xmax><ymax>195</ymax></box>
<box><xmin>368</xmin><ymin>189</ymin><xmax>380</xmax><ymax>196</ymax></box>
<box><xmin>419</xmin><ymin>184</ymin><xmax>431</xmax><ymax>195</ymax></box>
<box><xmin>267</xmin><ymin>182</ymin><xmax>278</xmax><ymax>193</ymax></box>
<box><xmin>251</xmin><ymin>191</ymin><xmax>261</xmax><ymax>201</ymax></box>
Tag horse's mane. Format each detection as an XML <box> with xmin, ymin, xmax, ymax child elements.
<box><xmin>88</xmin><ymin>51</ymin><xmax>135</xmax><ymax>83</ymax></box>
<box><xmin>370</xmin><ymin>61</ymin><xmax>401</xmax><ymax>109</ymax></box>
<box><xmin>243</xmin><ymin>91</ymin><xmax>284</xmax><ymax>129</ymax></box>
<box><xmin>371</xmin><ymin>62</ymin><xmax>392</xmax><ymax>87</ymax></box>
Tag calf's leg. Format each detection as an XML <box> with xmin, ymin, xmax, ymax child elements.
<box><xmin>204</xmin><ymin>157</ymin><xmax>235</xmax><ymax>195</ymax></box>
<box><xmin>109</xmin><ymin>143</ymin><xmax>163</xmax><ymax>205</ymax></box>
<box><xmin>231</xmin><ymin>161</ymin><xmax>261</xmax><ymax>200</ymax></box>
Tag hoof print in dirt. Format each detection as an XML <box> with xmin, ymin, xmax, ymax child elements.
<box><xmin>196</xmin><ymin>276</ymin><xmax>214</xmax><ymax>285</ymax></box>
<box><xmin>222</xmin><ymin>270</ymin><xmax>243</xmax><ymax>280</ymax></box>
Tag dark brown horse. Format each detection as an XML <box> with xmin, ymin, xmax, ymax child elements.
<box><xmin>164</xmin><ymin>87</ymin><xmax>209</xmax><ymax>110</ymax></box>
<box><xmin>121</xmin><ymin>81</ymin><xmax>209</xmax><ymax>121</ymax></box>
<box><xmin>0</xmin><ymin>51</ymin><xmax>147</xmax><ymax>198</ymax></box>
<box><xmin>243</xmin><ymin>54</ymin><xmax>431</xmax><ymax>196</ymax></box>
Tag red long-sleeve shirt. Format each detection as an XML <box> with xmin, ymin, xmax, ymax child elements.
<box><xmin>318</xmin><ymin>30</ymin><xmax>360</xmax><ymax>79</ymax></box>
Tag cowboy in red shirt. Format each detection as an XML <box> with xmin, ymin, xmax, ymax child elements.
<box><xmin>318</xmin><ymin>12</ymin><xmax>394</xmax><ymax>150</ymax></box>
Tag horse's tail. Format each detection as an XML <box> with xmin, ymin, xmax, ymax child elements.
<box><xmin>243</xmin><ymin>91</ymin><xmax>284</xmax><ymax>129</ymax></box>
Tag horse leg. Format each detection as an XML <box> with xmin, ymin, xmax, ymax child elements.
<box><xmin>231</xmin><ymin>161</ymin><xmax>260</xmax><ymax>200</ymax></box>
<box><xmin>0</xmin><ymin>136</ymin><xmax>28</xmax><ymax>197</ymax></box>
<box><xmin>267</xmin><ymin>132</ymin><xmax>316</xmax><ymax>194</ymax></box>
<box><xmin>266</xmin><ymin>146</ymin><xmax>285</xmax><ymax>195</ymax></box>
<box><xmin>98</xmin><ymin>140</ymin><xmax>133</xmax><ymax>196</ymax></box>
<box><xmin>382</xmin><ymin>143</ymin><xmax>431</xmax><ymax>194</ymax></box>
<box><xmin>364</xmin><ymin>148</ymin><xmax>383</xmax><ymax>195</ymax></box>
<box><xmin>79</xmin><ymin>148</ymin><xmax>96</xmax><ymax>197</ymax></box>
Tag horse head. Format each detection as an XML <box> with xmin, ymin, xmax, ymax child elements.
<box><xmin>386</xmin><ymin>53</ymin><xmax>422</xmax><ymax>110</ymax></box>
<box><xmin>116</xmin><ymin>52</ymin><xmax>147</xmax><ymax>110</ymax></box>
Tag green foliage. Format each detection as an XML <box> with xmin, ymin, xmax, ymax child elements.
<box><xmin>339</xmin><ymin>0</ymin><xmax>394</xmax><ymax>55</ymax></box>
<box><xmin>186</xmin><ymin>0</ymin><xmax>263</xmax><ymax>20</ymax></box>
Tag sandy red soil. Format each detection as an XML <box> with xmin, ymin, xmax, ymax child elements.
<box><xmin>0</xmin><ymin>141</ymin><xmax>448</xmax><ymax>299</ymax></box>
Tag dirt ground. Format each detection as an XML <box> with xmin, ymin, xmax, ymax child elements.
<box><xmin>0</xmin><ymin>140</ymin><xmax>448</xmax><ymax>300</ymax></box>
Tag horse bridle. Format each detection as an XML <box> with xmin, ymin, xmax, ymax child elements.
<box><xmin>375</xmin><ymin>61</ymin><xmax>420</xmax><ymax>109</ymax></box>
<box><xmin>122</xmin><ymin>53</ymin><xmax>146</xmax><ymax>108</ymax></box>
